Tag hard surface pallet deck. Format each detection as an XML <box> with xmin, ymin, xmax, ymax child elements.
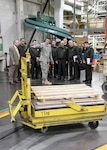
<box><xmin>31</xmin><ymin>84</ymin><xmax>104</xmax><ymax>109</ymax></box>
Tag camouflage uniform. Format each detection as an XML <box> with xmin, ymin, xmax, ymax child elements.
<box><xmin>40</xmin><ymin>42</ymin><xmax>53</xmax><ymax>85</ymax></box>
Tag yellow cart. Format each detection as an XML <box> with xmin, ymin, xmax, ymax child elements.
<box><xmin>8</xmin><ymin>57</ymin><xmax>106</xmax><ymax>133</ymax></box>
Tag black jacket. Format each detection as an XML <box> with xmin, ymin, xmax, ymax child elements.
<box><xmin>29</xmin><ymin>47</ymin><xmax>41</xmax><ymax>59</ymax></box>
<box><xmin>68</xmin><ymin>46</ymin><xmax>81</xmax><ymax>61</ymax></box>
<box><xmin>56</xmin><ymin>46</ymin><xmax>68</xmax><ymax>60</ymax></box>
<box><xmin>51</xmin><ymin>46</ymin><xmax>57</xmax><ymax>61</ymax></box>
<box><xmin>84</xmin><ymin>47</ymin><xmax>94</xmax><ymax>63</ymax></box>
<box><xmin>18</xmin><ymin>45</ymin><xmax>26</xmax><ymax>57</ymax></box>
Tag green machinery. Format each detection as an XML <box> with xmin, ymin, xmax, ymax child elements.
<box><xmin>25</xmin><ymin>14</ymin><xmax>73</xmax><ymax>40</ymax></box>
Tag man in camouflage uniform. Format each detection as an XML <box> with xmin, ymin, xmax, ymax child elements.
<box><xmin>40</xmin><ymin>38</ymin><xmax>54</xmax><ymax>85</ymax></box>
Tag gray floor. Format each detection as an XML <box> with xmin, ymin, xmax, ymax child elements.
<box><xmin>0</xmin><ymin>70</ymin><xmax>107</xmax><ymax>150</ymax></box>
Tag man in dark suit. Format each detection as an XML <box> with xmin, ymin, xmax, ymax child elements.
<box><xmin>56</xmin><ymin>40</ymin><xmax>68</xmax><ymax>80</ymax></box>
<box><xmin>73</xmin><ymin>41</ymin><xmax>82</xmax><ymax>80</ymax></box>
<box><xmin>18</xmin><ymin>38</ymin><xmax>26</xmax><ymax>57</ymax></box>
<box><xmin>68</xmin><ymin>40</ymin><xmax>75</xmax><ymax>80</ymax></box>
<box><xmin>49</xmin><ymin>40</ymin><xmax>57</xmax><ymax>78</ymax></box>
<box><xmin>18</xmin><ymin>38</ymin><xmax>26</xmax><ymax>81</ymax></box>
<box><xmin>29</xmin><ymin>40</ymin><xmax>41</xmax><ymax>79</ymax></box>
<box><xmin>9</xmin><ymin>40</ymin><xmax>20</xmax><ymax>84</ymax></box>
<box><xmin>63</xmin><ymin>38</ymin><xmax>69</xmax><ymax>79</ymax></box>
<box><xmin>84</xmin><ymin>42</ymin><xmax>94</xmax><ymax>84</ymax></box>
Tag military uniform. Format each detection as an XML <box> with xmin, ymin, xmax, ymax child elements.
<box><xmin>40</xmin><ymin>42</ymin><xmax>53</xmax><ymax>84</ymax></box>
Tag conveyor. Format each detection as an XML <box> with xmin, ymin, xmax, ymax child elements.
<box><xmin>8</xmin><ymin>57</ymin><xmax>106</xmax><ymax>133</ymax></box>
<box><xmin>24</xmin><ymin>14</ymin><xmax>73</xmax><ymax>40</ymax></box>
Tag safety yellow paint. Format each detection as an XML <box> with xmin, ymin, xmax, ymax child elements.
<box><xmin>8</xmin><ymin>58</ymin><xmax>32</xmax><ymax>122</ymax></box>
<box><xmin>25</xmin><ymin>52</ymin><xmax>30</xmax><ymax>58</ymax></box>
<box><xmin>95</xmin><ymin>144</ymin><xmax>107</xmax><ymax>150</ymax></box>
<box><xmin>8</xmin><ymin>58</ymin><xmax>106</xmax><ymax>130</ymax></box>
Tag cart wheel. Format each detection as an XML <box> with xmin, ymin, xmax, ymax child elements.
<box><xmin>41</xmin><ymin>127</ymin><xmax>48</xmax><ymax>133</ymax></box>
<box><xmin>102</xmin><ymin>81</ymin><xmax>107</xmax><ymax>94</ymax></box>
<box><xmin>88</xmin><ymin>121</ymin><xmax>99</xmax><ymax>129</ymax></box>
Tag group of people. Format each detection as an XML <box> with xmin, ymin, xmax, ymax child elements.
<box><xmin>8</xmin><ymin>37</ymin><xmax>94</xmax><ymax>85</ymax></box>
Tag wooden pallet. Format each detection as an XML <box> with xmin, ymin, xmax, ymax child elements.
<box><xmin>31</xmin><ymin>84</ymin><xmax>104</xmax><ymax>106</ymax></box>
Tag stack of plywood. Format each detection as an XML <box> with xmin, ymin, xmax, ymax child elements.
<box><xmin>31</xmin><ymin>84</ymin><xmax>104</xmax><ymax>108</ymax></box>
<box><xmin>88</xmin><ymin>20</ymin><xmax>104</xmax><ymax>28</ymax></box>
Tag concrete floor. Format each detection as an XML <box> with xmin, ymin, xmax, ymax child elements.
<box><xmin>0</xmin><ymin>70</ymin><xmax>107</xmax><ymax>150</ymax></box>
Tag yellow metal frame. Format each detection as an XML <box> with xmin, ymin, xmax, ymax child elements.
<box><xmin>8</xmin><ymin>57</ymin><xmax>106</xmax><ymax>130</ymax></box>
<box><xmin>20</xmin><ymin>104</ymin><xmax>106</xmax><ymax>129</ymax></box>
<box><xmin>8</xmin><ymin>57</ymin><xmax>32</xmax><ymax>122</ymax></box>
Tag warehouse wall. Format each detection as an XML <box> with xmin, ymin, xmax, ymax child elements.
<box><xmin>24</xmin><ymin>1</ymin><xmax>42</xmax><ymax>44</ymax></box>
<box><xmin>0</xmin><ymin>0</ymin><xmax>55</xmax><ymax>70</ymax></box>
<box><xmin>0</xmin><ymin>0</ymin><xmax>17</xmax><ymax>69</ymax></box>
<box><xmin>0</xmin><ymin>0</ymin><xmax>41</xmax><ymax>70</ymax></box>
<box><xmin>0</xmin><ymin>0</ymin><xmax>18</xmax><ymax>47</ymax></box>
<box><xmin>24</xmin><ymin>1</ymin><xmax>54</xmax><ymax>44</ymax></box>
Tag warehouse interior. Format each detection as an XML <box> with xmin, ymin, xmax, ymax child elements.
<box><xmin>0</xmin><ymin>0</ymin><xmax>107</xmax><ymax>150</ymax></box>
<box><xmin>0</xmin><ymin>0</ymin><xmax>107</xmax><ymax>70</ymax></box>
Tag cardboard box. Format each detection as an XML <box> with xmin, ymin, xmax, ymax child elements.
<box><xmin>94</xmin><ymin>63</ymin><xmax>103</xmax><ymax>72</ymax></box>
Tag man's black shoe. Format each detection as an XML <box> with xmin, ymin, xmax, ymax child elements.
<box><xmin>85</xmin><ymin>80</ymin><xmax>91</xmax><ymax>84</ymax></box>
<box><xmin>69</xmin><ymin>76</ymin><xmax>74</xmax><ymax>81</ymax></box>
<box><xmin>57</xmin><ymin>77</ymin><xmax>61</xmax><ymax>80</ymax></box>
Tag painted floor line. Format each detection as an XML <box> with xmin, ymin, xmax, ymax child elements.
<box><xmin>0</xmin><ymin>106</ymin><xmax>16</xmax><ymax>113</ymax></box>
<box><xmin>95</xmin><ymin>144</ymin><xmax>107</xmax><ymax>150</ymax></box>
<box><xmin>0</xmin><ymin>110</ymin><xmax>10</xmax><ymax>118</ymax></box>
<box><xmin>0</xmin><ymin>107</ymin><xmax>9</xmax><ymax>113</ymax></box>
<box><xmin>0</xmin><ymin>106</ymin><xmax>16</xmax><ymax>118</ymax></box>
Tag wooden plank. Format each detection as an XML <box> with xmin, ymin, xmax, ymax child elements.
<box><xmin>31</xmin><ymin>84</ymin><xmax>101</xmax><ymax>95</ymax></box>
<box><xmin>31</xmin><ymin>89</ymin><xmax>99</xmax><ymax>97</ymax></box>
<box><xmin>31</xmin><ymin>84</ymin><xmax>88</xmax><ymax>90</ymax></box>
<box><xmin>33</xmin><ymin>93</ymin><xmax>100</xmax><ymax>101</ymax></box>
<box><xmin>32</xmin><ymin>93</ymin><xmax>100</xmax><ymax>103</ymax></box>
<box><xmin>32</xmin><ymin>84</ymin><xmax>86</xmax><ymax>87</ymax></box>
<box><xmin>34</xmin><ymin>98</ymin><xmax>104</xmax><ymax>106</ymax></box>
<box><xmin>31</xmin><ymin>86</ymin><xmax>98</xmax><ymax>93</ymax></box>
<box><xmin>31</xmin><ymin>84</ymin><xmax>102</xmax><ymax>104</ymax></box>
<box><xmin>31</xmin><ymin>84</ymin><xmax>101</xmax><ymax>97</ymax></box>
<box><xmin>36</xmin><ymin>94</ymin><xmax>100</xmax><ymax>100</ymax></box>
<box><xmin>31</xmin><ymin>84</ymin><xmax>88</xmax><ymax>91</ymax></box>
